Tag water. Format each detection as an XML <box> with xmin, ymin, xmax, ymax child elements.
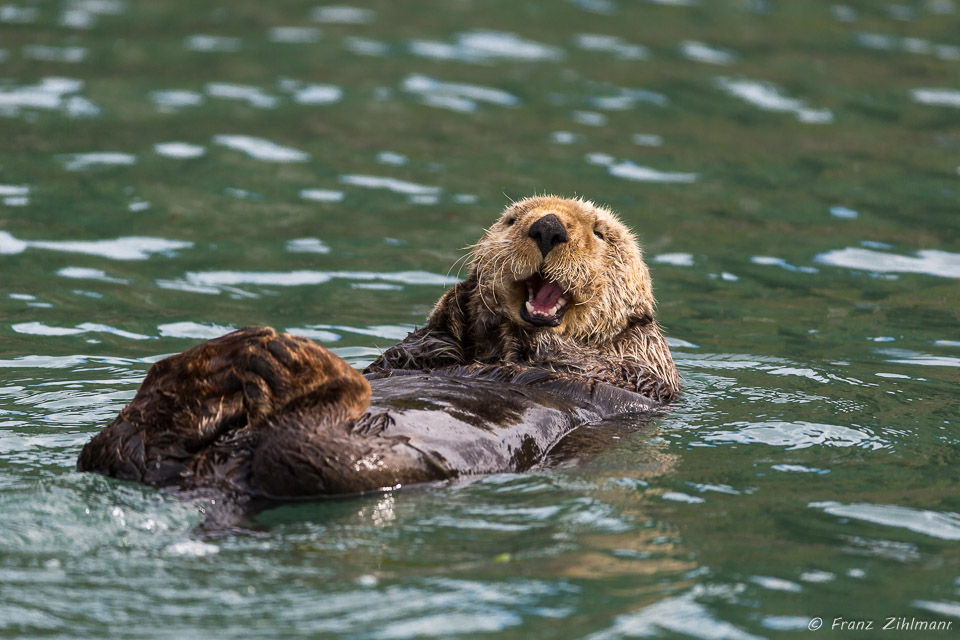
<box><xmin>1</xmin><ymin>0</ymin><xmax>959</xmax><ymax>637</ymax></box>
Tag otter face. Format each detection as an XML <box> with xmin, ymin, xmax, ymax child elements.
<box><xmin>471</xmin><ymin>196</ymin><xmax>655</xmax><ymax>342</ymax></box>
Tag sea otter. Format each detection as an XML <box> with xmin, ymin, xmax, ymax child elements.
<box><xmin>77</xmin><ymin>196</ymin><xmax>681</xmax><ymax>499</ymax></box>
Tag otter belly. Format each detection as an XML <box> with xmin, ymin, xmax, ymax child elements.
<box><xmin>77</xmin><ymin>327</ymin><xmax>656</xmax><ymax>500</ymax></box>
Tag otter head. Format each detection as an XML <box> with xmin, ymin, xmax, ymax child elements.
<box><xmin>470</xmin><ymin>196</ymin><xmax>655</xmax><ymax>343</ymax></box>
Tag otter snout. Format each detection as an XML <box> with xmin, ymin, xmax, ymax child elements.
<box><xmin>528</xmin><ymin>214</ymin><xmax>568</xmax><ymax>258</ymax></box>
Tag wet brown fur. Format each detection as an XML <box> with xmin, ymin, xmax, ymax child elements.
<box><xmin>367</xmin><ymin>196</ymin><xmax>682</xmax><ymax>404</ymax></box>
<box><xmin>78</xmin><ymin>196</ymin><xmax>680</xmax><ymax>501</ymax></box>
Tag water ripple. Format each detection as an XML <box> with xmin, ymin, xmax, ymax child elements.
<box><xmin>206</xmin><ymin>83</ymin><xmax>278</xmax><ymax>109</ymax></box>
<box><xmin>402</xmin><ymin>74</ymin><xmax>520</xmax><ymax>112</ymax></box>
<box><xmin>717</xmin><ymin>77</ymin><xmax>833</xmax><ymax>123</ymax></box>
<box><xmin>213</xmin><ymin>135</ymin><xmax>309</xmax><ymax>162</ymax></box>
<box><xmin>59</xmin><ymin>152</ymin><xmax>136</xmax><ymax>171</ymax></box>
<box><xmin>680</xmin><ymin>41</ymin><xmax>737</xmax><ymax>65</ymax></box>
<box><xmin>409</xmin><ymin>30</ymin><xmax>563</xmax><ymax>64</ymax></box>
<box><xmin>810</xmin><ymin>501</ymin><xmax>960</xmax><ymax>540</ymax></box>
<box><xmin>310</xmin><ymin>6</ymin><xmax>375</xmax><ymax>24</ymax></box>
<box><xmin>815</xmin><ymin>247</ymin><xmax>960</xmax><ymax>278</ymax></box>
<box><xmin>0</xmin><ymin>231</ymin><xmax>191</xmax><ymax>260</ymax></box>
<box><xmin>12</xmin><ymin>322</ymin><xmax>152</xmax><ymax>340</ymax></box>
<box><xmin>703</xmin><ymin>421</ymin><xmax>886</xmax><ymax>450</ymax></box>
<box><xmin>574</xmin><ymin>34</ymin><xmax>648</xmax><ymax>60</ymax></box>
<box><xmin>340</xmin><ymin>173</ymin><xmax>442</xmax><ymax>195</ymax></box>
<box><xmin>587</xmin><ymin>585</ymin><xmax>762</xmax><ymax>640</ymax></box>
<box><xmin>0</xmin><ymin>77</ymin><xmax>99</xmax><ymax>118</ymax></box>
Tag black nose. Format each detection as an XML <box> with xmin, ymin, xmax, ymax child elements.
<box><xmin>527</xmin><ymin>214</ymin><xmax>568</xmax><ymax>258</ymax></box>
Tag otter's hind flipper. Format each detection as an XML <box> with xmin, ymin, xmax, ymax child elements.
<box><xmin>77</xmin><ymin>327</ymin><xmax>372</xmax><ymax>493</ymax></box>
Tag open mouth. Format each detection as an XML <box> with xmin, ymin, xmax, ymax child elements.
<box><xmin>520</xmin><ymin>273</ymin><xmax>570</xmax><ymax>327</ymax></box>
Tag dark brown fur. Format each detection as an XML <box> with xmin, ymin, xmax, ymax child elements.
<box><xmin>78</xmin><ymin>196</ymin><xmax>680</xmax><ymax>500</ymax></box>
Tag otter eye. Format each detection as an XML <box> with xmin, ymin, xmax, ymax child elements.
<box><xmin>594</xmin><ymin>229</ymin><xmax>605</xmax><ymax>241</ymax></box>
<box><xmin>504</xmin><ymin>217</ymin><xmax>516</xmax><ymax>226</ymax></box>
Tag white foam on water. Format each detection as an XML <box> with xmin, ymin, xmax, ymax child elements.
<box><xmin>911</xmin><ymin>88</ymin><xmax>960</xmax><ymax>108</ymax></box>
<box><xmin>23</xmin><ymin>45</ymin><xmax>87</xmax><ymax>62</ymax></box>
<box><xmin>810</xmin><ymin>501</ymin><xmax>960</xmax><ymax>540</ymax></box>
<box><xmin>185</xmin><ymin>34</ymin><xmax>241</xmax><ymax>52</ymax></box>
<box><xmin>339</xmin><ymin>173</ymin><xmax>441</xmax><ymax>195</ymax></box>
<box><xmin>680</xmin><ymin>40</ymin><xmax>737</xmax><ymax>64</ymax></box>
<box><xmin>815</xmin><ymin>247</ymin><xmax>960</xmax><ymax>278</ymax></box>
<box><xmin>206</xmin><ymin>83</ymin><xmax>278</xmax><ymax>109</ymax></box>
<box><xmin>608</xmin><ymin>161</ymin><xmax>698</xmax><ymax>183</ymax></box>
<box><xmin>717</xmin><ymin>77</ymin><xmax>834</xmax><ymax>123</ymax></box>
<box><xmin>157</xmin><ymin>322</ymin><xmax>235</xmax><ymax>340</ymax></box>
<box><xmin>149</xmin><ymin>89</ymin><xmax>204</xmax><ymax>108</ymax></box>
<box><xmin>60</xmin><ymin>152</ymin><xmax>136</xmax><ymax>171</ymax></box>
<box><xmin>299</xmin><ymin>188</ymin><xmax>344</xmax><ymax>202</ymax></box>
<box><xmin>574</xmin><ymin>34</ymin><xmax>648</xmax><ymax>59</ymax></box>
<box><xmin>654</xmin><ymin>252</ymin><xmax>694</xmax><ymax>266</ymax></box>
<box><xmin>286</xmin><ymin>238</ymin><xmax>330</xmax><ymax>254</ymax></box>
<box><xmin>268</xmin><ymin>26</ymin><xmax>321</xmax><ymax>43</ymax></box>
<box><xmin>550</xmin><ymin>131</ymin><xmax>577</xmax><ymax>144</ymax></box>
<box><xmin>154</xmin><ymin>141</ymin><xmax>206</xmax><ymax>159</ymax></box>
<box><xmin>213</xmin><ymin>135</ymin><xmax>309</xmax><ymax>162</ymax></box>
<box><xmin>311</xmin><ymin>5</ymin><xmax>375</xmax><ymax>24</ymax></box>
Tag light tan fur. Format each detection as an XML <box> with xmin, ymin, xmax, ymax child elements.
<box><xmin>366</xmin><ymin>196</ymin><xmax>682</xmax><ymax>404</ymax></box>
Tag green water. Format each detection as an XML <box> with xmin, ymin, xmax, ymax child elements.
<box><xmin>1</xmin><ymin>0</ymin><xmax>959</xmax><ymax>637</ymax></box>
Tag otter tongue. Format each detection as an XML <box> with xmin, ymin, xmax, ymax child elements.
<box><xmin>531</xmin><ymin>276</ymin><xmax>563</xmax><ymax>312</ymax></box>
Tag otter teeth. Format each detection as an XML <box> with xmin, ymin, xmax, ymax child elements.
<box><xmin>525</xmin><ymin>296</ymin><xmax>568</xmax><ymax>318</ymax></box>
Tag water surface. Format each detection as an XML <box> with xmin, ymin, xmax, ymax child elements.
<box><xmin>1</xmin><ymin>0</ymin><xmax>959</xmax><ymax>638</ymax></box>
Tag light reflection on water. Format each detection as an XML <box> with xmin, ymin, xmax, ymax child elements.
<box><xmin>2</xmin><ymin>0</ymin><xmax>960</xmax><ymax>637</ymax></box>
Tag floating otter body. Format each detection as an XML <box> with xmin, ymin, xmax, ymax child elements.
<box><xmin>78</xmin><ymin>196</ymin><xmax>681</xmax><ymax>499</ymax></box>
